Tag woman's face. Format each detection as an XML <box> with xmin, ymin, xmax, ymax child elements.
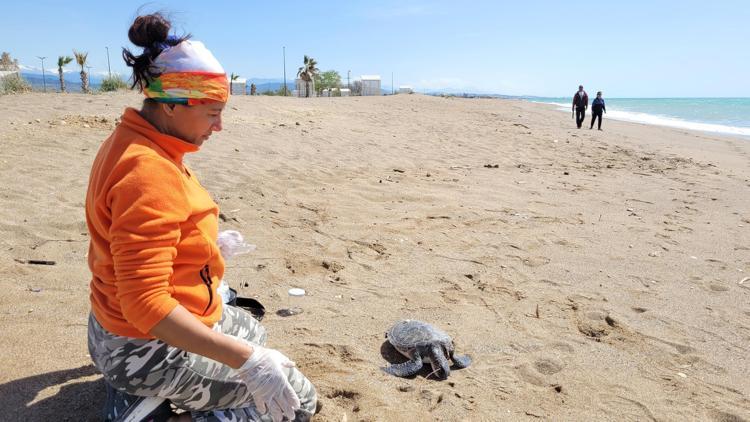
<box><xmin>166</xmin><ymin>102</ymin><xmax>225</xmax><ymax>146</ymax></box>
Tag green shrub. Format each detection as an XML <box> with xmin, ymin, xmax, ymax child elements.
<box><xmin>99</xmin><ymin>74</ymin><xmax>128</xmax><ymax>92</ymax></box>
<box><xmin>0</xmin><ymin>73</ymin><xmax>31</xmax><ymax>94</ymax></box>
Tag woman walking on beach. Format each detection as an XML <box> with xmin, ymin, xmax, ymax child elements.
<box><xmin>85</xmin><ymin>13</ymin><xmax>316</xmax><ymax>421</ymax></box>
<box><xmin>590</xmin><ymin>91</ymin><xmax>606</xmax><ymax>130</ymax></box>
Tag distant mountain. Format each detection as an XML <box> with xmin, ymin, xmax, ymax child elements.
<box><xmin>21</xmin><ymin>71</ymin><xmax>105</xmax><ymax>92</ymax></box>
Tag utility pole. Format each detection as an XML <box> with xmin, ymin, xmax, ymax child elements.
<box><xmin>37</xmin><ymin>56</ymin><xmax>47</xmax><ymax>92</ymax></box>
<box><xmin>105</xmin><ymin>46</ymin><xmax>111</xmax><ymax>77</ymax></box>
<box><xmin>347</xmin><ymin>70</ymin><xmax>350</xmax><ymax>90</ymax></box>
<box><xmin>391</xmin><ymin>72</ymin><xmax>394</xmax><ymax>95</ymax></box>
<box><xmin>282</xmin><ymin>46</ymin><xmax>287</xmax><ymax>97</ymax></box>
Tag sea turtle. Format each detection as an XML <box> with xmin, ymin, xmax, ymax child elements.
<box><xmin>383</xmin><ymin>319</ymin><xmax>472</xmax><ymax>379</ymax></box>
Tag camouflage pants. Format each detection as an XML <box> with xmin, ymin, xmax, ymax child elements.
<box><xmin>88</xmin><ymin>306</ymin><xmax>317</xmax><ymax>421</ymax></box>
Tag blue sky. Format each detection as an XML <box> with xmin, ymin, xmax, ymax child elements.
<box><xmin>2</xmin><ymin>1</ymin><xmax>748</xmax><ymax>97</ymax></box>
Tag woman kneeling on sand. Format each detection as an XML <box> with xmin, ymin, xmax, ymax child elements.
<box><xmin>85</xmin><ymin>13</ymin><xmax>316</xmax><ymax>421</ymax></box>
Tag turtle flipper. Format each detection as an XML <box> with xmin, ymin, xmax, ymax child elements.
<box><xmin>383</xmin><ymin>353</ymin><xmax>423</xmax><ymax>377</ymax></box>
<box><xmin>451</xmin><ymin>353</ymin><xmax>472</xmax><ymax>369</ymax></box>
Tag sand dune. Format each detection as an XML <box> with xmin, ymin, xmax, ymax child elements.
<box><xmin>1</xmin><ymin>92</ymin><xmax>748</xmax><ymax>421</ymax></box>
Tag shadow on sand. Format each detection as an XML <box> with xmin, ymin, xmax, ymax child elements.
<box><xmin>0</xmin><ymin>364</ymin><xmax>105</xmax><ymax>421</ymax></box>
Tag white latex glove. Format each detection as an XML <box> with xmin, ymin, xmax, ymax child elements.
<box><xmin>234</xmin><ymin>343</ymin><xmax>301</xmax><ymax>422</ymax></box>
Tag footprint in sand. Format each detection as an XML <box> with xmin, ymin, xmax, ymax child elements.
<box><xmin>533</xmin><ymin>357</ymin><xmax>564</xmax><ymax>375</ymax></box>
<box><xmin>708</xmin><ymin>409</ymin><xmax>747</xmax><ymax>422</ymax></box>
<box><xmin>708</xmin><ymin>282</ymin><xmax>730</xmax><ymax>292</ymax></box>
<box><xmin>576</xmin><ymin>310</ymin><xmax>618</xmax><ymax>341</ymax></box>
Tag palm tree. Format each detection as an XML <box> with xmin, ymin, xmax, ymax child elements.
<box><xmin>230</xmin><ymin>73</ymin><xmax>239</xmax><ymax>95</ymax></box>
<box><xmin>73</xmin><ymin>50</ymin><xmax>89</xmax><ymax>93</ymax></box>
<box><xmin>296</xmin><ymin>55</ymin><xmax>319</xmax><ymax>97</ymax></box>
<box><xmin>57</xmin><ymin>56</ymin><xmax>73</xmax><ymax>93</ymax></box>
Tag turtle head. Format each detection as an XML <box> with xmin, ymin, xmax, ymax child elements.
<box><xmin>425</xmin><ymin>344</ymin><xmax>451</xmax><ymax>379</ymax></box>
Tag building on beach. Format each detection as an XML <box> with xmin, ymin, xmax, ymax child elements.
<box><xmin>360</xmin><ymin>75</ymin><xmax>381</xmax><ymax>96</ymax></box>
<box><xmin>398</xmin><ymin>85</ymin><xmax>414</xmax><ymax>94</ymax></box>
<box><xmin>295</xmin><ymin>78</ymin><xmax>315</xmax><ymax>97</ymax></box>
<box><xmin>230</xmin><ymin>77</ymin><xmax>246</xmax><ymax>95</ymax></box>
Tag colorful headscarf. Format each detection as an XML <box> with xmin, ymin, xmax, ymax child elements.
<box><xmin>144</xmin><ymin>40</ymin><xmax>229</xmax><ymax>105</ymax></box>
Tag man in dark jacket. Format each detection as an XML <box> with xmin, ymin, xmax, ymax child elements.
<box><xmin>571</xmin><ymin>85</ymin><xmax>588</xmax><ymax>128</ymax></box>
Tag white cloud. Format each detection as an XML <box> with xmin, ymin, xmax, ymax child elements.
<box><xmin>18</xmin><ymin>64</ymin><xmax>40</xmax><ymax>72</ymax></box>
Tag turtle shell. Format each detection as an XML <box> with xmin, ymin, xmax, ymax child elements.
<box><xmin>387</xmin><ymin>319</ymin><xmax>452</xmax><ymax>351</ymax></box>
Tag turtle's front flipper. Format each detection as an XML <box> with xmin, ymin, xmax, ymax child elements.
<box><xmin>382</xmin><ymin>352</ymin><xmax>423</xmax><ymax>377</ymax></box>
<box><xmin>451</xmin><ymin>353</ymin><xmax>472</xmax><ymax>369</ymax></box>
<box><xmin>429</xmin><ymin>345</ymin><xmax>451</xmax><ymax>379</ymax></box>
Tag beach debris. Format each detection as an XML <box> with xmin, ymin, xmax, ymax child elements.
<box><xmin>14</xmin><ymin>259</ymin><xmax>56</xmax><ymax>265</ymax></box>
<box><xmin>27</xmin><ymin>287</ymin><xmax>42</xmax><ymax>293</ymax></box>
<box><xmin>513</xmin><ymin>123</ymin><xmax>529</xmax><ymax>129</ymax></box>
<box><xmin>277</xmin><ymin>288</ymin><xmax>305</xmax><ymax>317</ymax></box>
<box><xmin>648</xmin><ymin>251</ymin><xmax>660</xmax><ymax>257</ymax></box>
<box><xmin>677</xmin><ymin>372</ymin><xmax>688</xmax><ymax>378</ymax></box>
<box><xmin>382</xmin><ymin>319</ymin><xmax>471</xmax><ymax>379</ymax></box>
<box><xmin>393</xmin><ymin>168</ymin><xmax>405</xmax><ymax>173</ymax></box>
<box><xmin>35</xmin><ymin>118</ymin><xmax>41</xmax><ymax>123</ymax></box>
<box><xmin>483</xmin><ymin>164</ymin><xmax>499</xmax><ymax>168</ymax></box>
<box><xmin>217</xmin><ymin>230</ymin><xmax>256</xmax><ymax>259</ymax></box>
<box><xmin>739</xmin><ymin>277</ymin><xmax>749</xmax><ymax>285</ymax></box>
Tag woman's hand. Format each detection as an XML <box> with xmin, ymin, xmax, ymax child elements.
<box><xmin>233</xmin><ymin>343</ymin><xmax>301</xmax><ymax>421</ymax></box>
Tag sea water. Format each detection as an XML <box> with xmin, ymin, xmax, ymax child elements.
<box><xmin>526</xmin><ymin>97</ymin><xmax>750</xmax><ymax>138</ymax></box>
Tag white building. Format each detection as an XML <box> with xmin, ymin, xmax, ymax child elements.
<box><xmin>360</xmin><ymin>75</ymin><xmax>381</xmax><ymax>96</ymax></box>
<box><xmin>339</xmin><ymin>88</ymin><xmax>350</xmax><ymax>97</ymax></box>
<box><xmin>398</xmin><ymin>85</ymin><xmax>414</xmax><ymax>94</ymax></box>
<box><xmin>295</xmin><ymin>78</ymin><xmax>315</xmax><ymax>97</ymax></box>
<box><xmin>230</xmin><ymin>78</ymin><xmax>246</xmax><ymax>95</ymax></box>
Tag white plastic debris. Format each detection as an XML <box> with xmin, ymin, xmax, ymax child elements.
<box><xmin>217</xmin><ymin>230</ymin><xmax>256</xmax><ymax>260</ymax></box>
<box><xmin>217</xmin><ymin>281</ymin><xmax>232</xmax><ymax>303</ymax></box>
<box><xmin>288</xmin><ymin>288</ymin><xmax>306</xmax><ymax>297</ymax></box>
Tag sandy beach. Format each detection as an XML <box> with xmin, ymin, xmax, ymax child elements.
<box><xmin>1</xmin><ymin>92</ymin><xmax>749</xmax><ymax>421</ymax></box>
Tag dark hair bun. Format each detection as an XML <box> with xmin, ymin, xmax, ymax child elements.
<box><xmin>128</xmin><ymin>14</ymin><xmax>170</xmax><ymax>48</ymax></box>
<box><xmin>122</xmin><ymin>13</ymin><xmax>190</xmax><ymax>91</ymax></box>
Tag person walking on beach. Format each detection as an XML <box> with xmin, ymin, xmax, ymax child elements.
<box><xmin>85</xmin><ymin>13</ymin><xmax>316</xmax><ymax>421</ymax></box>
<box><xmin>590</xmin><ymin>91</ymin><xmax>606</xmax><ymax>130</ymax></box>
<box><xmin>572</xmin><ymin>85</ymin><xmax>588</xmax><ymax>128</ymax></box>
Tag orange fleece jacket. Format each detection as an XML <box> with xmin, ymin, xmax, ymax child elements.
<box><xmin>86</xmin><ymin>108</ymin><xmax>224</xmax><ymax>338</ymax></box>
